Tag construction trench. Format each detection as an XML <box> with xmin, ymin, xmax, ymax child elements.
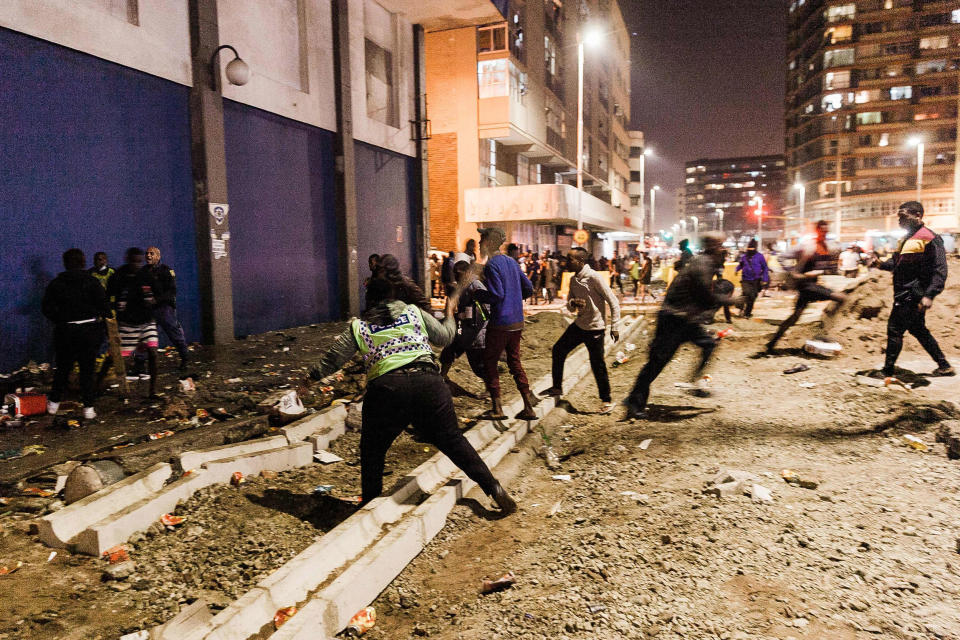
<box><xmin>2</xmin><ymin>266</ymin><xmax>960</xmax><ymax>639</ymax></box>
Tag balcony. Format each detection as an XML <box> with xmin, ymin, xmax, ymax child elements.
<box><xmin>465</xmin><ymin>184</ymin><xmax>639</xmax><ymax>233</ymax></box>
<box><xmin>377</xmin><ymin>0</ymin><xmax>505</xmax><ymax>30</ymax></box>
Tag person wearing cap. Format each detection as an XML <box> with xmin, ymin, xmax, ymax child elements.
<box><xmin>625</xmin><ymin>233</ymin><xmax>740</xmax><ymax>419</ymax></box>
<box><xmin>765</xmin><ymin>220</ymin><xmax>846</xmax><ymax>353</ymax></box>
<box><xmin>477</xmin><ymin>227</ymin><xmax>538</xmax><ymax>420</ymax></box>
<box><xmin>42</xmin><ymin>248</ymin><xmax>111</xmax><ymax>420</ymax></box>
<box><xmin>735</xmin><ymin>238</ymin><xmax>769</xmax><ymax>319</ymax></box>
<box><xmin>872</xmin><ymin>201</ymin><xmax>953</xmax><ymax>377</ymax></box>
<box><xmin>542</xmin><ymin>247</ymin><xmax>620</xmax><ymax>414</ymax></box>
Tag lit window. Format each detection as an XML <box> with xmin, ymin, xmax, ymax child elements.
<box><xmin>824</xmin><ymin>48</ymin><xmax>854</xmax><ymax>68</ymax></box>
<box><xmin>478</xmin><ymin>24</ymin><xmax>507</xmax><ymax>53</ymax></box>
<box><xmin>877</xmin><ymin>133</ymin><xmax>889</xmax><ymax>147</ymax></box>
<box><xmin>827</xmin><ymin>25</ymin><xmax>852</xmax><ymax>43</ymax></box>
<box><xmin>478</xmin><ymin>59</ymin><xmax>509</xmax><ymax>98</ymax></box>
<box><xmin>953</xmin><ymin>9</ymin><xmax>960</xmax><ymax>23</ymax></box>
<box><xmin>826</xmin><ymin>3</ymin><xmax>855</xmax><ymax>22</ymax></box>
<box><xmin>685</xmin><ymin>177</ymin><xmax>695</xmax><ymax>184</ymax></box>
<box><xmin>857</xmin><ymin>112</ymin><xmax>882</xmax><ymax>125</ymax></box>
<box><xmin>822</xmin><ymin>93</ymin><xmax>844</xmax><ymax>111</ymax></box>
<box><xmin>824</xmin><ymin>70</ymin><xmax>850</xmax><ymax>90</ymax></box>
<box><xmin>686</xmin><ymin>167</ymin><xmax>696</xmax><ymax>174</ymax></box>
<box><xmin>915</xmin><ymin>60</ymin><xmax>947</xmax><ymax>75</ymax></box>
<box><xmin>919</xmin><ymin>35</ymin><xmax>949</xmax><ymax>50</ymax></box>
<box><xmin>889</xmin><ymin>85</ymin><xmax>912</xmax><ymax>100</ymax></box>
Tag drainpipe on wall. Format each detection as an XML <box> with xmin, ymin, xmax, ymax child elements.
<box><xmin>332</xmin><ymin>0</ymin><xmax>360</xmax><ymax>318</ymax></box>
<box><xmin>412</xmin><ymin>24</ymin><xmax>431</xmax><ymax>293</ymax></box>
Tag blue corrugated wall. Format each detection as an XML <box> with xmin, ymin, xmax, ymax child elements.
<box><xmin>0</xmin><ymin>28</ymin><xmax>199</xmax><ymax>371</ymax></box>
<box><xmin>223</xmin><ymin>100</ymin><xmax>341</xmax><ymax>335</ymax></box>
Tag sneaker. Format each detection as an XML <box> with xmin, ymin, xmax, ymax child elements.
<box><xmin>139</xmin><ymin>374</ymin><xmax>151</xmax><ymax>381</ymax></box>
<box><xmin>624</xmin><ymin>396</ymin><xmax>647</xmax><ymax>420</ymax></box>
<box><xmin>82</xmin><ymin>406</ymin><xmax>96</xmax><ymax>420</ymax></box>
<box><xmin>600</xmin><ymin>401</ymin><xmax>616</xmax><ymax>415</ymax></box>
<box><xmin>880</xmin><ymin>367</ymin><xmax>895</xmax><ymax>378</ymax></box>
<box><xmin>46</xmin><ymin>400</ymin><xmax>60</xmax><ymax>415</ymax></box>
<box><xmin>540</xmin><ymin>387</ymin><xmax>563</xmax><ymax>399</ymax></box>
<box><xmin>125</xmin><ymin>374</ymin><xmax>140</xmax><ymax>381</ymax></box>
<box><xmin>931</xmin><ymin>365</ymin><xmax>955</xmax><ymax>377</ymax></box>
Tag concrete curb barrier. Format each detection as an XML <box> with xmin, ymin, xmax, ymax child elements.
<box><xmin>199</xmin><ymin>442</ymin><xmax>314</xmax><ymax>486</ymax></box>
<box><xmin>179</xmin><ymin>436</ymin><xmax>289</xmax><ymax>473</ymax></box>
<box><xmin>37</xmin><ymin>462</ymin><xmax>172</xmax><ymax>549</ymax></box>
<box><xmin>281</xmin><ymin>403</ymin><xmax>348</xmax><ymax>445</ymax></box>
<box><xmin>174</xmin><ymin>313</ymin><xmax>647</xmax><ymax>640</ymax></box>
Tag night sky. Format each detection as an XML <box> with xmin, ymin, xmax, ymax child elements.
<box><xmin>624</xmin><ymin>0</ymin><xmax>789</xmax><ymax>228</ymax></box>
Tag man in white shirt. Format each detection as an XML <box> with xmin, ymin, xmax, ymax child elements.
<box><xmin>542</xmin><ymin>247</ymin><xmax>621</xmax><ymax>413</ymax></box>
<box><xmin>839</xmin><ymin>245</ymin><xmax>861</xmax><ymax>278</ymax></box>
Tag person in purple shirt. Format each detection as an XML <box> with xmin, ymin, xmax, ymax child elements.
<box><xmin>735</xmin><ymin>238</ymin><xmax>769</xmax><ymax>319</ymax></box>
<box><xmin>477</xmin><ymin>227</ymin><xmax>538</xmax><ymax>421</ymax></box>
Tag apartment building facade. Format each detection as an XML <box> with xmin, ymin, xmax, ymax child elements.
<box><xmin>682</xmin><ymin>155</ymin><xmax>788</xmax><ymax>238</ymax></box>
<box><xmin>785</xmin><ymin>0</ymin><xmax>960</xmax><ymax>241</ymax></box>
<box><xmin>426</xmin><ymin>0</ymin><xmax>636</xmax><ymax>256</ymax></box>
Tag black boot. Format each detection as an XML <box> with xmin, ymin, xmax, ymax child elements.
<box><xmin>489</xmin><ymin>483</ymin><xmax>517</xmax><ymax>515</ymax></box>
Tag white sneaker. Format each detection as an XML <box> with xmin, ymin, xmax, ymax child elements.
<box><xmin>82</xmin><ymin>406</ymin><xmax>97</xmax><ymax>420</ymax></box>
<box><xmin>125</xmin><ymin>374</ymin><xmax>140</xmax><ymax>381</ymax></box>
<box><xmin>600</xmin><ymin>402</ymin><xmax>616</xmax><ymax>415</ymax></box>
<box><xmin>139</xmin><ymin>374</ymin><xmax>151</xmax><ymax>381</ymax></box>
<box><xmin>46</xmin><ymin>400</ymin><xmax>60</xmax><ymax>415</ymax></box>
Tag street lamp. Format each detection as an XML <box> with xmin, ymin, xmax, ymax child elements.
<box><xmin>640</xmin><ymin>148</ymin><xmax>653</xmax><ymax>236</ymax></box>
<box><xmin>752</xmin><ymin>195</ymin><xmax>764</xmax><ymax>239</ymax></box>
<box><xmin>689</xmin><ymin>216</ymin><xmax>698</xmax><ymax>237</ymax></box>
<box><xmin>650</xmin><ymin>185</ymin><xmax>660</xmax><ymax>230</ymax></box>
<box><xmin>576</xmin><ymin>26</ymin><xmax>603</xmax><ymax>230</ymax></box>
<box><xmin>909</xmin><ymin>136</ymin><xmax>924</xmax><ymax>200</ymax></box>
<box><xmin>716</xmin><ymin>208</ymin><xmax>724</xmax><ymax>233</ymax></box>
<box><xmin>793</xmin><ymin>182</ymin><xmax>805</xmax><ymax>226</ymax></box>
<box><xmin>679</xmin><ymin>219</ymin><xmax>687</xmax><ymax>234</ymax></box>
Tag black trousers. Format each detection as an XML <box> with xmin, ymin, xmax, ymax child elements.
<box><xmin>767</xmin><ymin>284</ymin><xmax>841</xmax><ymax>348</ymax></box>
<box><xmin>361</xmin><ymin>366</ymin><xmax>499</xmax><ymax>503</ymax></box>
<box><xmin>629</xmin><ymin>312</ymin><xmax>716</xmax><ymax>408</ymax></box>
<box><xmin>551</xmin><ymin>323</ymin><xmax>611</xmax><ymax>402</ymax></box>
<box><xmin>885</xmin><ymin>302</ymin><xmax>948</xmax><ymax>371</ymax></box>
<box><xmin>50</xmin><ymin>322</ymin><xmax>102</xmax><ymax>406</ymax></box>
<box><xmin>439</xmin><ymin>340</ymin><xmax>485</xmax><ymax>379</ymax></box>
<box><xmin>741</xmin><ymin>279</ymin><xmax>762</xmax><ymax>317</ymax></box>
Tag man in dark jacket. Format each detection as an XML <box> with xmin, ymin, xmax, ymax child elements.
<box><xmin>675</xmin><ymin>239</ymin><xmax>694</xmax><ymax>272</ymax></box>
<box><xmin>735</xmin><ymin>238</ymin><xmax>769</xmax><ymax>318</ymax></box>
<box><xmin>874</xmin><ymin>201</ymin><xmax>953</xmax><ymax>377</ymax></box>
<box><xmin>107</xmin><ymin>248</ymin><xmax>160</xmax><ymax>396</ymax></box>
<box><xmin>479</xmin><ymin>227</ymin><xmax>537</xmax><ymax>421</ymax></box>
<box><xmin>42</xmin><ymin>248</ymin><xmax>110</xmax><ymax>419</ymax></box>
<box><xmin>144</xmin><ymin>246</ymin><xmax>189</xmax><ymax>369</ymax></box>
<box><xmin>625</xmin><ymin>233</ymin><xmax>740</xmax><ymax>419</ymax></box>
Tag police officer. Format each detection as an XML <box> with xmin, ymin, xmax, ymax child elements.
<box><xmin>308</xmin><ymin>268</ymin><xmax>517</xmax><ymax>513</ymax></box>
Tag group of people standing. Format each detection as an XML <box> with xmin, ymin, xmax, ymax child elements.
<box><xmin>42</xmin><ymin>246</ymin><xmax>189</xmax><ymax>418</ymax></box>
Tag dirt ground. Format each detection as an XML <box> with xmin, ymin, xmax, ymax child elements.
<box><xmin>366</xmin><ymin>262</ymin><xmax>960</xmax><ymax>640</ymax></box>
<box><xmin>1</xmin><ymin>262</ymin><xmax>958</xmax><ymax>639</ymax></box>
<box><xmin>0</xmin><ymin>311</ymin><xmax>578</xmax><ymax>640</ymax></box>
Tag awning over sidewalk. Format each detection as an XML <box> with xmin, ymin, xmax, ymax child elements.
<box><xmin>464</xmin><ymin>184</ymin><xmax>640</xmax><ymax>234</ymax></box>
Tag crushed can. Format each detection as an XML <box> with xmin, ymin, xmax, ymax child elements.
<box><xmin>481</xmin><ymin>572</ymin><xmax>516</xmax><ymax>594</ymax></box>
<box><xmin>230</xmin><ymin>472</ymin><xmax>245</xmax><ymax>486</ymax></box>
<box><xmin>345</xmin><ymin>606</ymin><xmax>376</xmax><ymax>636</ymax></box>
<box><xmin>273</xmin><ymin>606</ymin><xmax>297</xmax><ymax>629</ymax></box>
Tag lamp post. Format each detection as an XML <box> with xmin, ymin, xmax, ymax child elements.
<box><xmin>690</xmin><ymin>216</ymin><xmax>698</xmax><ymax>238</ymax></box>
<box><xmin>576</xmin><ymin>27</ymin><xmax>603</xmax><ymax>230</ymax></box>
<box><xmin>793</xmin><ymin>181</ymin><xmax>805</xmax><ymax>228</ymax></box>
<box><xmin>640</xmin><ymin>148</ymin><xmax>652</xmax><ymax>235</ymax></box>
<box><xmin>716</xmin><ymin>208</ymin><xmax>724</xmax><ymax>233</ymax></box>
<box><xmin>909</xmin><ymin>136</ymin><xmax>924</xmax><ymax>200</ymax></box>
<box><xmin>753</xmin><ymin>195</ymin><xmax>764</xmax><ymax>240</ymax></box>
<box><xmin>650</xmin><ymin>185</ymin><xmax>660</xmax><ymax>231</ymax></box>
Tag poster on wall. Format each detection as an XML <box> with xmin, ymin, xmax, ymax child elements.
<box><xmin>208</xmin><ymin>202</ymin><xmax>230</xmax><ymax>260</ymax></box>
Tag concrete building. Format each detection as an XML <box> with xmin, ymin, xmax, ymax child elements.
<box><xmin>425</xmin><ymin>0</ymin><xmax>637</xmax><ymax>257</ymax></box>
<box><xmin>682</xmin><ymin>155</ymin><xmax>788</xmax><ymax>239</ymax></box>
<box><xmin>0</xmin><ymin>0</ymin><xmax>495</xmax><ymax>370</ymax></box>
<box><xmin>785</xmin><ymin>0</ymin><xmax>960</xmax><ymax>242</ymax></box>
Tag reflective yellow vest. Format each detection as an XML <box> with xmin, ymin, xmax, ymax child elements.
<box><xmin>351</xmin><ymin>304</ymin><xmax>433</xmax><ymax>380</ymax></box>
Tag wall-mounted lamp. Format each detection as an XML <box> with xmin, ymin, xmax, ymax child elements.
<box><xmin>210</xmin><ymin>45</ymin><xmax>249</xmax><ymax>91</ymax></box>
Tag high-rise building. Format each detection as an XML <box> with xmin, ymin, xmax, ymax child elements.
<box><xmin>785</xmin><ymin>0</ymin><xmax>960</xmax><ymax>241</ymax></box>
<box><xmin>425</xmin><ymin>0</ymin><xmax>637</xmax><ymax>256</ymax></box>
<box><xmin>682</xmin><ymin>155</ymin><xmax>787</xmax><ymax>237</ymax></box>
